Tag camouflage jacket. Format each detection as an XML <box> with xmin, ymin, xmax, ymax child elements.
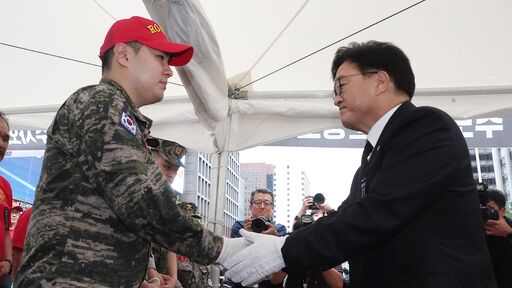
<box><xmin>176</xmin><ymin>255</ymin><xmax>212</xmax><ymax>288</ymax></box>
<box><xmin>15</xmin><ymin>79</ymin><xmax>223</xmax><ymax>288</ymax></box>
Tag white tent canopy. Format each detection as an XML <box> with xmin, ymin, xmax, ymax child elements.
<box><xmin>2</xmin><ymin>1</ymin><xmax>512</xmax><ymax>282</ymax></box>
<box><xmin>2</xmin><ymin>0</ymin><xmax>512</xmax><ymax>153</ymax></box>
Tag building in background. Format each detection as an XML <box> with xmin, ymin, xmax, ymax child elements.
<box><xmin>240</xmin><ymin>163</ymin><xmax>275</xmax><ymax>219</ymax></box>
<box><xmin>470</xmin><ymin>147</ymin><xmax>512</xmax><ymax>209</ymax></box>
<box><xmin>183</xmin><ymin>150</ymin><xmax>241</xmax><ymax>237</ymax></box>
<box><xmin>272</xmin><ymin>165</ymin><xmax>311</xmax><ymax>232</ymax></box>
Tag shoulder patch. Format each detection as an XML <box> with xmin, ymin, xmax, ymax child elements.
<box><xmin>120</xmin><ymin>112</ymin><xmax>137</xmax><ymax>136</ymax></box>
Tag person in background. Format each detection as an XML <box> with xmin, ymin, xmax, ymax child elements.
<box><xmin>293</xmin><ymin>195</ymin><xmax>335</xmax><ymax>227</ymax></box>
<box><xmin>14</xmin><ymin>16</ymin><xmax>247</xmax><ymax>287</ymax></box>
<box><xmin>11</xmin><ymin>207</ymin><xmax>32</xmax><ymax>282</ymax></box>
<box><xmin>9</xmin><ymin>204</ymin><xmax>23</xmax><ymax>237</ymax></box>
<box><xmin>223</xmin><ymin>41</ymin><xmax>497</xmax><ymax>288</ymax></box>
<box><xmin>0</xmin><ymin>112</ymin><xmax>13</xmax><ymax>288</ymax></box>
<box><xmin>286</xmin><ymin>196</ymin><xmax>343</xmax><ymax>288</ymax></box>
<box><xmin>173</xmin><ymin>202</ymin><xmax>212</xmax><ymax>288</ymax></box>
<box><xmin>223</xmin><ymin>188</ymin><xmax>287</xmax><ymax>288</ymax></box>
<box><xmin>484</xmin><ymin>188</ymin><xmax>512</xmax><ymax>288</ymax></box>
<box><xmin>141</xmin><ymin>136</ymin><xmax>187</xmax><ymax>288</ymax></box>
<box><xmin>285</xmin><ymin>215</ymin><xmax>343</xmax><ymax>288</ymax></box>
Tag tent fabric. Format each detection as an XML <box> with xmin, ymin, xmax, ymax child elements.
<box><xmin>1</xmin><ymin>0</ymin><xmax>512</xmax><ymax>153</ymax></box>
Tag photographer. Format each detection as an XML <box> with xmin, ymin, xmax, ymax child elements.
<box><xmin>483</xmin><ymin>188</ymin><xmax>512</xmax><ymax>288</ymax></box>
<box><xmin>286</xmin><ymin>197</ymin><xmax>344</xmax><ymax>288</ymax></box>
<box><xmin>293</xmin><ymin>194</ymin><xmax>335</xmax><ymax>227</ymax></box>
<box><xmin>225</xmin><ymin>188</ymin><xmax>287</xmax><ymax>288</ymax></box>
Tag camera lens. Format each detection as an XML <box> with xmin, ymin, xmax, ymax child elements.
<box><xmin>251</xmin><ymin>217</ymin><xmax>268</xmax><ymax>233</ymax></box>
<box><xmin>313</xmin><ymin>193</ymin><xmax>325</xmax><ymax>204</ymax></box>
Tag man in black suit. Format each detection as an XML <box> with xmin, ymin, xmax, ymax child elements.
<box><xmin>223</xmin><ymin>41</ymin><xmax>497</xmax><ymax>288</ymax></box>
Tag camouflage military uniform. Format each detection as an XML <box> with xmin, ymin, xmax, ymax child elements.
<box><xmin>15</xmin><ymin>79</ymin><xmax>223</xmax><ymax>288</ymax></box>
<box><xmin>176</xmin><ymin>203</ymin><xmax>212</xmax><ymax>288</ymax></box>
<box><xmin>177</xmin><ymin>255</ymin><xmax>212</xmax><ymax>288</ymax></box>
<box><xmin>146</xmin><ymin>136</ymin><xmax>187</xmax><ymax>168</ymax></box>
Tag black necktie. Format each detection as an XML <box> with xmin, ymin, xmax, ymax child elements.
<box><xmin>360</xmin><ymin>141</ymin><xmax>373</xmax><ymax>198</ymax></box>
<box><xmin>361</xmin><ymin>141</ymin><xmax>373</xmax><ymax>168</ymax></box>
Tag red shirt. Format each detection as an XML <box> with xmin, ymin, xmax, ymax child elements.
<box><xmin>12</xmin><ymin>208</ymin><xmax>32</xmax><ymax>250</ymax></box>
<box><xmin>0</xmin><ymin>176</ymin><xmax>13</xmax><ymax>260</ymax></box>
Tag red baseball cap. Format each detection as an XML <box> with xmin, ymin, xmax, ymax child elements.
<box><xmin>99</xmin><ymin>16</ymin><xmax>194</xmax><ymax>66</ymax></box>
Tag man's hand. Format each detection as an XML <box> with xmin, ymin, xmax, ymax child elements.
<box><xmin>243</xmin><ymin>218</ymin><xmax>253</xmax><ymax>232</ymax></box>
<box><xmin>262</xmin><ymin>222</ymin><xmax>278</xmax><ymax>236</ymax></box>
<box><xmin>215</xmin><ymin>237</ymin><xmax>251</xmax><ymax>268</ymax></box>
<box><xmin>224</xmin><ymin>229</ymin><xmax>287</xmax><ymax>286</ymax></box>
<box><xmin>316</xmin><ymin>202</ymin><xmax>334</xmax><ymax>213</ymax></box>
<box><xmin>485</xmin><ymin>217</ymin><xmax>512</xmax><ymax>237</ymax></box>
<box><xmin>303</xmin><ymin>196</ymin><xmax>313</xmax><ymax>210</ymax></box>
<box><xmin>160</xmin><ymin>274</ymin><xmax>177</xmax><ymax>288</ymax></box>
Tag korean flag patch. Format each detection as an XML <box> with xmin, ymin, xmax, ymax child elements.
<box><xmin>120</xmin><ymin>112</ymin><xmax>137</xmax><ymax>136</ymax></box>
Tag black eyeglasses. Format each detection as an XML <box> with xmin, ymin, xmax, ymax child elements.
<box><xmin>333</xmin><ymin>71</ymin><xmax>379</xmax><ymax>98</ymax></box>
<box><xmin>251</xmin><ymin>200</ymin><xmax>273</xmax><ymax>207</ymax></box>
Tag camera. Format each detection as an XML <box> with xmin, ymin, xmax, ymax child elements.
<box><xmin>300</xmin><ymin>215</ymin><xmax>314</xmax><ymax>226</ymax></box>
<box><xmin>251</xmin><ymin>216</ymin><xmax>269</xmax><ymax>233</ymax></box>
<box><xmin>308</xmin><ymin>193</ymin><xmax>325</xmax><ymax>210</ymax></box>
<box><xmin>477</xmin><ymin>182</ymin><xmax>499</xmax><ymax>222</ymax></box>
<box><xmin>292</xmin><ymin>214</ymin><xmax>315</xmax><ymax>232</ymax></box>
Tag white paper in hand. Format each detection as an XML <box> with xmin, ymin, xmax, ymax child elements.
<box><xmin>224</xmin><ymin>229</ymin><xmax>287</xmax><ymax>286</ymax></box>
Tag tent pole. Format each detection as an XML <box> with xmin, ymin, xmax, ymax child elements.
<box><xmin>209</xmin><ymin>149</ymin><xmax>228</xmax><ymax>286</ymax></box>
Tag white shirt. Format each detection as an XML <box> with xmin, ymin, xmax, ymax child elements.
<box><xmin>366</xmin><ymin>103</ymin><xmax>403</xmax><ymax>150</ymax></box>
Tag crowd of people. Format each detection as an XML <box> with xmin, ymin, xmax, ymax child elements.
<box><xmin>0</xmin><ymin>14</ymin><xmax>511</xmax><ymax>288</ymax></box>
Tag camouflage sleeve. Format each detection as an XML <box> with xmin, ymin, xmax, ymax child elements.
<box><xmin>68</xmin><ymin>87</ymin><xmax>222</xmax><ymax>264</ymax></box>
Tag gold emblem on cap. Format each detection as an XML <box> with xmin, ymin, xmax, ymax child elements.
<box><xmin>184</xmin><ymin>203</ymin><xmax>193</xmax><ymax>212</ymax></box>
<box><xmin>175</xmin><ymin>146</ymin><xmax>183</xmax><ymax>156</ymax></box>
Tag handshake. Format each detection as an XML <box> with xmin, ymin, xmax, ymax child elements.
<box><xmin>215</xmin><ymin>229</ymin><xmax>288</xmax><ymax>286</ymax></box>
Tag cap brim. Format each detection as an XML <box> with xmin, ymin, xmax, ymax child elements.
<box><xmin>143</xmin><ymin>39</ymin><xmax>194</xmax><ymax>66</ymax></box>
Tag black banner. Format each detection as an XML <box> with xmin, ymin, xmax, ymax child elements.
<box><xmin>267</xmin><ymin>117</ymin><xmax>512</xmax><ymax>149</ymax></box>
<box><xmin>7</xmin><ymin>117</ymin><xmax>512</xmax><ymax>150</ymax></box>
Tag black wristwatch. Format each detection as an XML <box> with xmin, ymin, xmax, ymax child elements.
<box><xmin>2</xmin><ymin>259</ymin><xmax>12</xmax><ymax>275</ymax></box>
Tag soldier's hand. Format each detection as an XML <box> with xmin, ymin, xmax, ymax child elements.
<box><xmin>160</xmin><ymin>274</ymin><xmax>177</xmax><ymax>288</ymax></box>
<box><xmin>215</xmin><ymin>237</ymin><xmax>251</xmax><ymax>268</ymax></box>
<box><xmin>224</xmin><ymin>229</ymin><xmax>287</xmax><ymax>286</ymax></box>
<box><xmin>139</xmin><ymin>279</ymin><xmax>160</xmax><ymax>288</ymax></box>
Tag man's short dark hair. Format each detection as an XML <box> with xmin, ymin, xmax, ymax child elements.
<box><xmin>0</xmin><ymin>111</ymin><xmax>9</xmax><ymax>130</ymax></box>
<box><xmin>487</xmin><ymin>188</ymin><xmax>507</xmax><ymax>209</ymax></box>
<box><xmin>331</xmin><ymin>40</ymin><xmax>415</xmax><ymax>99</ymax></box>
<box><xmin>101</xmin><ymin>41</ymin><xmax>143</xmax><ymax>73</ymax></box>
<box><xmin>249</xmin><ymin>188</ymin><xmax>274</xmax><ymax>204</ymax></box>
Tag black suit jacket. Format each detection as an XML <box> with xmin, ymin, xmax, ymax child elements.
<box><xmin>282</xmin><ymin>101</ymin><xmax>496</xmax><ymax>288</ymax></box>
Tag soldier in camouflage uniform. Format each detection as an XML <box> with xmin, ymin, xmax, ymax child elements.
<box><xmin>145</xmin><ymin>136</ymin><xmax>187</xmax><ymax>285</ymax></box>
<box><xmin>145</xmin><ymin>138</ymin><xmax>211</xmax><ymax>288</ymax></box>
<box><xmin>175</xmin><ymin>202</ymin><xmax>213</xmax><ymax>288</ymax></box>
<box><xmin>14</xmin><ymin>16</ymin><xmax>246</xmax><ymax>288</ymax></box>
